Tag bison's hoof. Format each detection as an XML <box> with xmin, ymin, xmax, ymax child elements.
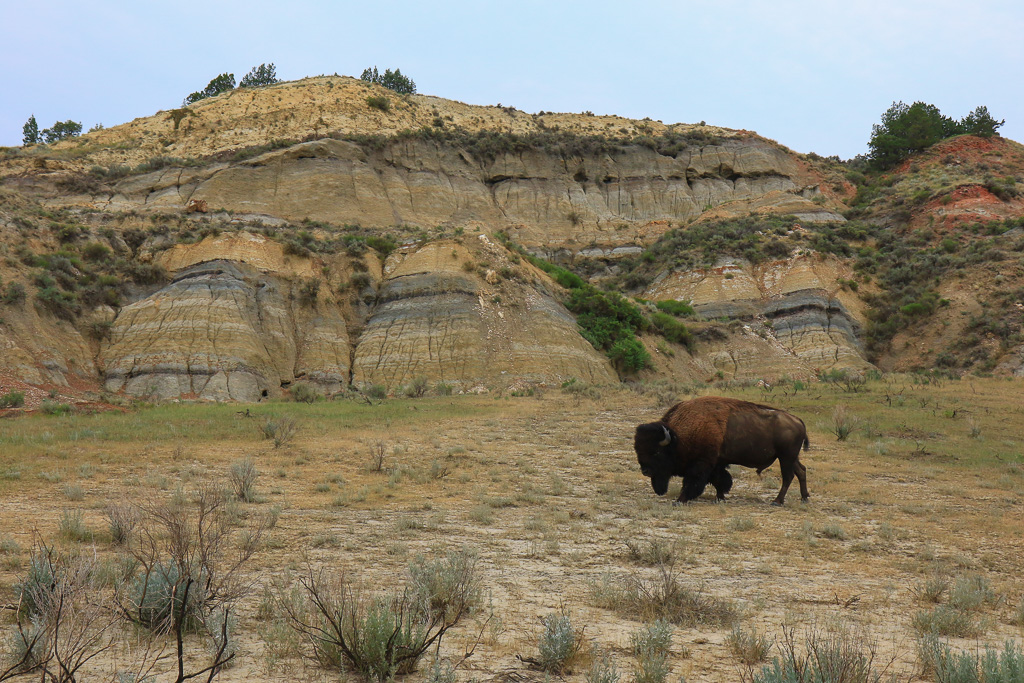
<box><xmin>770</xmin><ymin>500</ymin><xmax>783</xmax><ymax>507</ymax></box>
<box><xmin>801</xmin><ymin>497</ymin><xmax>810</xmax><ymax>504</ymax></box>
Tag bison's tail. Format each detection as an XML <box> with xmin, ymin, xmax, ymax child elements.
<box><xmin>803</xmin><ymin>435</ymin><xmax>810</xmax><ymax>451</ymax></box>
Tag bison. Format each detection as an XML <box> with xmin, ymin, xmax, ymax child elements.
<box><xmin>633</xmin><ymin>396</ymin><xmax>809</xmax><ymax>506</ymax></box>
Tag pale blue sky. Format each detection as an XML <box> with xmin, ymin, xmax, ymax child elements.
<box><xmin>2</xmin><ymin>0</ymin><xmax>1021</xmax><ymax>159</ymax></box>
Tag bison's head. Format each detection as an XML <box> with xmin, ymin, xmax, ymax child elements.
<box><xmin>634</xmin><ymin>421</ymin><xmax>676</xmax><ymax>495</ymax></box>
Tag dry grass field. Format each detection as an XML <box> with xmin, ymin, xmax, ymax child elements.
<box><xmin>1</xmin><ymin>374</ymin><xmax>1023</xmax><ymax>682</ymax></box>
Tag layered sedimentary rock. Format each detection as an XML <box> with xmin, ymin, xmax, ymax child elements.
<box><xmin>99</xmin><ymin>232</ymin><xmax>352</xmax><ymax>401</ymax></box>
<box><xmin>646</xmin><ymin>254</ymin><xmax>871</xmax><ymax>375</ymax></box>
<box><xmin>101</xmin><ymin>258</ymin><xmax>350</xmax><ymax>401</ymax></box>
<box><xmin>103</xmin><ymin>136</ymin><xmax>833</xmax><ymax>252</ymax></box>
<box><xmin>352</xmin><ymin>241</ymin><xmax>616</xmax><ymax>389</ymax></box>
<box><xmin>97</xmin><ymin>232</ymin><xmax>613</xmax><ymax>399</ymax></box>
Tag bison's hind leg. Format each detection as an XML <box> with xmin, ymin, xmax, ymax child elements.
<box><xmin>795</xmin><ymin>459</ymin><xmax>809</xmax><ymax>502</ymax></box>
<box><xmin>771</xmin><ymin>458</ymin><xmax>797</xmax><ymax>506</ymax></box>
<box><xmin>710</xmin><ymin>466</ymin><xmax>733</xmax><ymax>501</ymax></box>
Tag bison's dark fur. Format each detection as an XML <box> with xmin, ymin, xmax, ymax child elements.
<box><xmin>634</xmin><ymin>396</ymin><xmax>809</xmax><ymax>506</ymax></box>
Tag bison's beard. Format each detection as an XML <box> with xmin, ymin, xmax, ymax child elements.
<box><xmin>650</xmin><ymin>475</ymin><xmax>670</xmax><ymax>496</ymax></box>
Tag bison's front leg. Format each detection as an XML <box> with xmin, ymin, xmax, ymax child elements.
<box><xmin>709</xmin><ymin>466</ymin><xmax>733</xmax><ymax>501</ymax></box>
<box><xmin>676</xmin><ymin>462</ymin><xmax>713</xmax><ymax>504</ymax></box>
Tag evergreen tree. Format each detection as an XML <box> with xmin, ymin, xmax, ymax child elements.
<box><xmin>239</xmin><ymin>63</ymin><xmax>279</xmax><ymax>88</ymax></box>
<box><xmin>22</xmin><ymin>115</ymin><xmax>39</xmax><ymax>145</ymax></box>
<box><xmin>867</xmin><ymin>101</ymin><xmax>1004</xmax><ymax>170</ymax></box>
<box><xmin>960</xmin><ymin>106</ymin><xmax>1004</xmax><ymax>137</ymax></box>
<box><xmin>40</xmin><ymin>120</ymin><xmax>82</xmax><ymax>143</ymax></box>
<box><xmin>360</xmin><ymin>66</ymin><xmax>416</xmax><ymax>94</ymax></box>
<box><xmin>183</xmin><ymin>72</ymin><xmax>236</xmax><ymax>106</ymax></box>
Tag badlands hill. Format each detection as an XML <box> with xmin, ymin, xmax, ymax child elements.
<box><xmin>0</xmin><ymin>76</ymin><xmax>1022</xmax><ymax>403</ymax></box>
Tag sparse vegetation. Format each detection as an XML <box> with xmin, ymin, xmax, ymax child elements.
<box><xmin>631</xmin><ymin>620</ymin><xmax>674</xmax><ymax>683</ymax></box>
<box><xmin>258</xmin><ymin>416</ymin><xmax>298</xmax><ymax>448</ymax></box>
<box><xmin>744</xmin><ymin>626</ymin><xmax>895</xmax><ymax>683</ymax></box>
<box><xmin>0</xmin><ymin>390</ymin><xmax>25</xmax><ymax>408</ymax></box>
<box><xmin>280</xmin><ymin>550</ymin><xmax>477</xmax><ymax>682</ymax></box>
<box><xmin>917</xmin><ymin>633</ymin><xmax>1024</xmax><ymax>683</ymax></box>
<box><xmin>729</xmin><ymin>625</ymin><xmax>774</xmax><ymax>665</ymax></box>
<box><xmin>536</xmin><ymin>611</ymin><xmax>586</xmax><ymax>674</ymax></box>
<box><xmin>228</xmin><ymin>457</ymin><xmax>260</xmax><ymax>502</ymax></box>
<box><xmin>591</xmin><ymin>563</ymin><xmax>738</xmax><ymax>627</ymax></box>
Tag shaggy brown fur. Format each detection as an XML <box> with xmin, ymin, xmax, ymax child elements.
<box><xmin>634</xmin><ymin>396</ymin><xmax>809</xmax><ymax>505</ymax></box>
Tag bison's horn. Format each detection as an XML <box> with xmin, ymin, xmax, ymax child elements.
<box><xmin>660</xmin><ymin>425</ymin><xmax>671</xmax><ymax>447</ymax></box>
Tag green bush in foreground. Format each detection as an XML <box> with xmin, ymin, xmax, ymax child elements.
<box><xmin>537</xmin><ymin>612</ymin><xmax>585</xmax><ymax>673</ymax></box>
<box><xmin>917</xmin><ymin>633</ymin><xmax>1024</xmax><ymax>683</ymax></box>
<box><xmin>632</xmin><ymin>620</ymin><xmax>674</xmax><ymax>683</ymax></box>
<box><xmin>746</xmin><ymin>627</ymin><xmax>891</xmax><ymax>683</ymax></box>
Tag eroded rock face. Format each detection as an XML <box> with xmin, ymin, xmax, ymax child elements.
<box><xmin>104</xmin><ymin>137</ymin><xmax>830</xmax><ymax>252</ymax></box>
<box><xmin>646</xmin><ymin>255</ymin><xmax>871</xmax><ymax>374</ymax></box>
<box><xmin>101</xmin><ymin>258</ymin><xmax>350</xmax><ymax>401</ymax></box>
<box><xmin>352</xmin><ymin>242</ymin><xmax>616</xmax><ymax>389</ymax></box>
<box><xmin>98</xmin><ymin>234</ymin><xmax>613</xmax><ymax>400</ymax></box>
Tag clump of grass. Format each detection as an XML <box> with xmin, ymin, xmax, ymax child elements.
<box><xmin>624</xmin><ymin>538</ymin><xmax>676</xmax><ymax>566</ymax></box>
<box><xmin>912</xmin><ymin>605</ymin><xmax>982</xmax><ymax>638</ymax></box>
<box><xmin>468</xmin><ymin>505</ymin><xmax>494</xmax><ymax>526</ymax></box>
<box><xmin>106</xmin><ymin>503</ymin><xmax>139</xmax><ymax>546</ymax></box>
<box><xmin>631</xmin><ymin>620</ymin><xmax>674</xmax><ymax>683</ymax></box>
<box><xmin>591</xmin><ymin>564</ymin><xmax>738</xmax><ymax>627</ymax></box>
<box><xmin>728</xmin><ymin>625</ymin><xmax>774</xmax><ymax>665</ymax></box>
<box><xmin>425</xmin><ymin>655</ymin><xmax>457</xmax><ymax>683</ymax></box>
<box><xmin>0</xmin><ymin>535</ymin><xmax>22</xmax><ymax>555</ymax></box>
<box><xmin>291</xmin><ymin>382</ymin><xmax>322</xmax><ymax>403</ymax></box>
<box><xmin>129</xmin><ymin>560</ymin><xmax>208</xmax><ymax>633</ymax></box>
<box><xmin>947</xmin><ymin>574</ymin><xmax>999</xmax><ymax>611</ymax></box>
<box><xmin>1012</xmin><ymin>599</ymin><xmax>1024</xmax><ymax>628</ymax></box>
<box><xmin>727</xmin><ymin>517</ymin><xmax>756</xmax><ymax>532</ymax></box>
<box><xmin>745</xmin><ymin>626</ymin><xmax>893</xmax><ymax>683</ymax></box>
<box><xmin>259</xmin><ymin>417</ymin><xmax>298</xmax><ymax>448</ymax></box>
<box><xmin>280</xmin><ymin>559</ymin><xmax>476</xmax><ymax>683</ymax></box>
<box><xmin>62</xmin><ymin>483</ymin><xmax>85</xmax><ymax>501</ymax></box>
<box><xmin>229</xmin><ymin>457</ymin><xmax>260</xmax><ymax>502</ymax></box>
<box><xmin>917</xmin><ymin>632</ymin><xmax>1024</xmax><ymax>682</ymax></box>
<box><xmin>536</xmin><ymin>611</ymin><xmax>586</xmax><ymax>674</ymax></box>
<box><xmin>586</xmin><ymin>649</ymin><xmax>621</xmax><ymax>683</ymax></box>
<box><xmin>831</xmin><ymin>405</ymin><xmax>860</xmax><ymax>442</ymax></box>
<box><xmin>913</xmin><ymin>575</ymin><xmax>949</xmax><ymax>604</ymax></box>
<box><xmin>407</xmin><ymin>548</ymin><xmax>481</xmax><ymax>619</ymax></box>
<box><xmin>57</xmin><ymin>510</ymin><xmax>93</xmax><ymax>542</ymax></box>
<box><xmin>820</xmin><ymin>523</ymin><xmax>848</xmax><ymax>541</ymax></box>
<box><xmin>0</xmin><ymin>390</ymin><xmax>25</xmax><ymax>408</ymax></box>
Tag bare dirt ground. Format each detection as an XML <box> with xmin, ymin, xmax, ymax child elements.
<box><xmin>1</xmin><ymin>377</ymin><xmax>1022</xmax><ymax>681</ymax></box>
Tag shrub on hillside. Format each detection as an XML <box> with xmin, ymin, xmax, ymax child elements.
<box><xmin>0</xmin><ymin>391</ymin><xmax>26</xmax><ymax>409</ymax></box>
<box><xmin>366</xmin><ymin>95</ymin><xmax>391</xmax><ymax>112</ymax></box>
<box><xmin>655</xmin><ymin>299</ymin><xmax>695</xmax><ymax>317</ymax></box>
